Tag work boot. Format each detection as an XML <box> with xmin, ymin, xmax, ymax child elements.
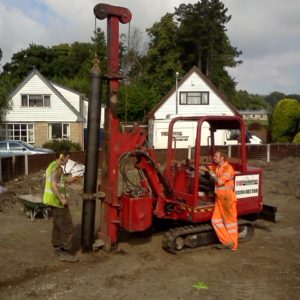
<box><xmin>53</xmin><ymin>246</ymin><xmax>62</xmax><ymax>255</ymax></box>
<box><xmin>215</xmin><ymin>243</ymin><xmax>234</xmax><ymax>250</ymax></box>
<box><xmin>58</xmin><ymin>252</ymin><xmax>79</xmax><ymax>262</ymax></box>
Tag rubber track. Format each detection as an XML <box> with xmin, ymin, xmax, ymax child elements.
<box><xmin>162</xmin><ymin>223</ymin><xmax>216</xmax><ymax>253</ymax></box>
<box><xmin>162</xmin><ymin>220</ymin><xmax>253</xmax><ymax>253</ymax></box>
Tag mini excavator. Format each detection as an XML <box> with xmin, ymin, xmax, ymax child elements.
<box><xmin>81</xmin><ymin>3</ymin><xmax>276</xmax><ymax>253</ymax></box>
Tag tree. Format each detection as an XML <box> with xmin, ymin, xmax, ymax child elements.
<box><xmin>0</xmin><ymin>88</ymin><xmax>10</xmax><ymax>120</ymax></box>
<box><xmin>175</xmin><ymin>0</ymin><xmax>242</xmax><ymax>101</ymax></box>
<box><xmin>0</xmin><ymin>48</ymin><xmax>2</xmax><ymax>63</ymax></box>
<box><xmin>90</xmin><ymin>27</ymin><xmax>107</xmax><ymax>71</ymax></box>
<box><xmin>1</xmin><ymin>44</ymin><xmax>55</xmax><ymax>86</ymax></box>
<box><xmin>0</xmin><ymin>29</ymin><xmax>107</xmax><ymax>97</ymax></box>
<box><xmin>120</xmin><ymin>27</ymin><xmax>145</xmax><ymax>84</ymax></box>
<box><xmin>145</xmin><ymin>13</ymin><xmax>184</xmax><ymax>97</ymax></box>
<box><xmin>264</xmin><ymin>91</ymin><xmax>285</xmax><ymax>108</ymax></box>
<box><xmin>235</xmin><ymin>90</ymin><xmax>269</xmax><ymax>110</ymax></box>
<box><xmin>271</xmin><ymin>99</ymin><xmax>300</xmax><ymax>143</ymax></box>
<box><xmin>118</xmin><ymin>81</ymin><xmax>159</xmax><ymax>122</ymax></box>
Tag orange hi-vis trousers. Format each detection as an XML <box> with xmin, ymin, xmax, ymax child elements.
<box><xmin>212</xmin><ymin>189</ymin><xmax>238</xmax><ymax>250</ymax></box>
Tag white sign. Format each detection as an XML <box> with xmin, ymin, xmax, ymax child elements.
<box><xmin>235</xmin><ymin>174</ymin><xmax>259</xmax><ymax>199</ymax></box>
<box><xmin>160</xmin><ymin>131</ymin><xmax>190</xmax><ymax>142</ymax></box>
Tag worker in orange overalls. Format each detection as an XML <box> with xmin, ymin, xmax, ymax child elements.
<box><xmin>203</xmin><ymin>150</ymin><xmax>238</xmax><ymax>250</ymax></box>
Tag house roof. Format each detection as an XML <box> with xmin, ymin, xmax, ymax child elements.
<box><xmin>10</xmin><ymin>68</ymin><xmax>85</xmax><ymax>122</ymax></box>
<box><xmin>146</xmin><ymin>66</ymin><xmax>240</xmax><ymax>120</ymax></box>
<box><xmin>50</xmin><ymin>80</ymin><xmax>88</xmax><ymax>101</ymax></box>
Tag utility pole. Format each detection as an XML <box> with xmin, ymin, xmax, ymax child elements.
<box><xmin>175</xmin><ymin>71</ymin><xmax>179</xmax><ymax>115</ymax></box>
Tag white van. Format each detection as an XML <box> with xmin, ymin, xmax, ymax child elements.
<box><xmin>148</xmin><ymin>118</ymin><xmax>262</xmax><ymax>149</ymax></box>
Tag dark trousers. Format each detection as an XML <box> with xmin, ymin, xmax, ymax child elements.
<box><xmin>51</xmin><ymin>206</ymin><xmax>74</xmax><ymax>252</ymax></box>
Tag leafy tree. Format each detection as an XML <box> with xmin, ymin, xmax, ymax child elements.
<box><xmin>264</xmin><ymin>91</ymin><xmax>285</xmax><ymax>108</ymax></box>
<box><xmin>235</xmin><ymin>90</ymin><xmax>269</xmax><ymax>110</ymax></box>
<box><xmin>0</xmin><ymin>47</ymin><xmax>11</xmax><ymax>121</ymax></box>
<box><xmin>271</xmin><ymin>99</ymin><xmax>300</xmax><ymax>143</ymax></box>
<box><xmin>0</xmin><ymin>27</ymin><xmax>107</xmax><ymax>97</ymax></box>
<box><xmin>118</xmin><ymin>82</ymin><xmax>159</xmax><ymax>122</ymax></box>
<box><xmin>2</xmin><ymin>44</ymin><xmax>54</xmax><ymax>86</ymax></box>
<box><xmin>286</xmin><ymin>94</ymin><xmax>300</xmax><ymax>102</ymax></box>
<box><xmin>0</xmin><ymin>72</ymin><xmax>14</xmax><ymax>122</ymax></box>
<box><xmin>175</xmin><ymin>0</ymin><xmax>242</xmax><ymax>100</ymax></box>
<box><xmin>145</xmin><ymin>13</ymin><xmax>184</xmax><ymax>97</ymax></box>
<box><xmin>0</xmin><ymin>85</ymin><xmax>11</xmax><ymax>122</ymax></box>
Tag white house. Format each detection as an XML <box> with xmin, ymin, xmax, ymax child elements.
<box><xmin>147</xmin><ymin>66</ymin><xmax>241</xmax><ymax>148</ymax></box>
<box><xmin>239</xmin><ymin>109</ymin><xmax>270</xmax><ymax>121</ymax></box>
<box><xmin>1</xmin><ymin>68</ymin><xmax>89</xmax><ymax>148</ymax></box>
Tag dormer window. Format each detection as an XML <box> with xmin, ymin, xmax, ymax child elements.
<box><xmin>21</xmin><ymin>94</ymin><xmax>51</xmax><ymax>107</ymax></box>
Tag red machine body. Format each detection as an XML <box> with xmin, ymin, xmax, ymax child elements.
<box><xmin>121</xmin><ymin>196</ymin><xmax>153</xmax><ymax>232</ymax></box>
<box><xmin>94</xmin><ymin>4</ymin><xmax>263</xmax><ymax>251</ymax></box>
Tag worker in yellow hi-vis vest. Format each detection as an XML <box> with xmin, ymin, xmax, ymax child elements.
<box><xmin>43</xmin><ymin>150</ymin><xmax>79</xmax><ymax>262</ymax></box>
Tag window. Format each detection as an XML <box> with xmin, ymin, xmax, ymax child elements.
<box><xmin>227</xmin><ymin>129</ymin><xmax>240</xmax><ymax>140</ymax></box>
<box><xmin>21</xmin><ymin>94</ymin><xmax>51</xmax><ymax>107</ymax></box>
<box><xmin>0</xmin><ymin>142</ymin><xmax>7</xmax><ymax>150</ymax></box>
<box><xmin>179</xmin><ymin>92</ymin><xmax>209</xmax><ymax>105</ymax></box>
<box><xmin>9</xmin><ymin>142</ymin><xmax>25</xmax><ymax>151</ymax></box>
<box><xmin>1</xmin><ymin>124</ymin><xmax>34</xmax><ymax>143</ymax></box>
<box><xmin>49</xmin><ymin>123</ymin><xmax>70</xmax><ymax>140</ymax></box>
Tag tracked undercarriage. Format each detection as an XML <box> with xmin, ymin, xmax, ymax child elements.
<box><xmin>162</xmin><ymin>220</ymin><xmax>254</xmax><ymax>253</ymax></box>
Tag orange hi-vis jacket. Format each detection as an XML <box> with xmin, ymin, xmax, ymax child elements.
<box><xmin>210</xmin><ymin>161</ymin><xmax>238</xmax><ymax>250</ymax></box>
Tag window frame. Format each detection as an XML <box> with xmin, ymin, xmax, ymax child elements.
<box><xmin>48</xmin><ymin>123</ymin><xmax>70</xmax><ymax>140</ymax></box>
<box><xmin>179</xmin><ymin>91</ymin><xmax>209</xmax><ymax>105</ymax></box>
<box><xmin>0</xmin><ymin>123</ymin><xmax>34</xmax><ymax>143</ymax></box>
<box><xmin>21</xmin><ymin>94</ymin><xmax>51</xmax><ymax>108</ymax></box>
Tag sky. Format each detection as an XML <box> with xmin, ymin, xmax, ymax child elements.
<box><xmin>0</xmin><ymin>0</ymin><xmax>300</xmax><ymax>95</ymax></box>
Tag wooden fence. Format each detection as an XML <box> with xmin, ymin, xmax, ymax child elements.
<box><xmin>0</xmin><ymin>144</ymin><xmax>299</xmax><ymax>183</ymax></box>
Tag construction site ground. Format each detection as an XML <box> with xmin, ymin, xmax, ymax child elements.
<box><xmin>0</xmin><ymin>157</ymin><xmax>299</xmax><ymax>300</ymax></box>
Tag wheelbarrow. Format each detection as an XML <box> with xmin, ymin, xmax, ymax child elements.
<box><xmin>19</xmin><ymin>194</ymin><xmax>52</xmax><ymax>221</ymax></box>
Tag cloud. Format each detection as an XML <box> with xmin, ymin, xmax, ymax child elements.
<box><xmin>0</xmin><ymin>3</ymin><xmax>45</xmax><ymax>62</ymax></box>
<box><xmin>0</xmin><ymin>0</ymin><xmax>300</xmax><ymax>95</ymax></box>
<box><xmin>224</xmin><ymin>0</ymin><xmax>300</xmax><ymax>94</ymax></box>
<box><xmin>230</xmin><ymin>48</ymin><xmax>300</xmax><ymax>94</ymax></box>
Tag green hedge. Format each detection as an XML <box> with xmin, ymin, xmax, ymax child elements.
<box><xmin>42</xmin><ymin>140</ymin><xmax>81</xmax><ymax>152</ymax></box>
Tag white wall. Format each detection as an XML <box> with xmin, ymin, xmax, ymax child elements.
<box><xmin>52</xmin><ymin>83</ymin><xmax>81</xmax><ymax>112</ymax></box>
<box><xmin>5</xmin><ymin>74</ymin><xmax>79</xmax><ymax>122</ymax></box>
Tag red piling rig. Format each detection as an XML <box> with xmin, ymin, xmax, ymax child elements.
<box><xmin>94</xmin><ymin>3</ymin><xmax>133</xmax><ymax>250</ymax></box>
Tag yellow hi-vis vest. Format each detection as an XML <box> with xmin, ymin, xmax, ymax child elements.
<box><xmin>43</xmin><ymin>161</ymin><xmax>66</xmax><ymax>208</ymax></box>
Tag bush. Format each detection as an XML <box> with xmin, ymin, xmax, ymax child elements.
<box><xmin>292</xmin><ymin>132</ymin><xmax>300</xmax><ymax>144</ymax></box>
<box><xmin>271</xmin><ymin>99</ymin><xmax>300</xmax><ymax>143</ymax></box>
<box><xmin>42</xmin><ymin>140</ymin><xmax>81</xmax><ymax>152</ymax></box>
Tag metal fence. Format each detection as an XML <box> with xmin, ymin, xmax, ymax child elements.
<box><xmin>0</xmin><ymin>145</ymin><xmax>299</xmax><ymax>184</ymax></box>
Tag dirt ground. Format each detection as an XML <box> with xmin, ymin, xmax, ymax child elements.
<box><xmin>0</xmin><ymin>157</ymin><xmax>300</xmax><ymax>300</ymax></box>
